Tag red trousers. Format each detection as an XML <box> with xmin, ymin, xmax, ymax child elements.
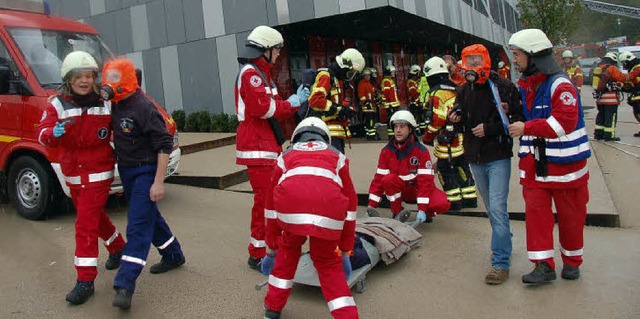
<box><xmin>71</xmin><ymin>187</ymin><xmax>125</xmax><ymax>281</ymax></box>
<box><xmin>264</xmin><ymin>231</ymin><xmax>359</xmax><ymax>318</ymax></box>
<box><xmin>247</xmin><ymin>165</ymin><xmax>274</xmax><ymax>258</ymax></box>
<box><xmin>381</xmin><ymin>173</ymin><xmax>450</xmax><ymax>217</ymax></box>
<box><xmin>523</xmin><ymin>184</ymin><xmax>589</xmax><ymax>269</ymax></box>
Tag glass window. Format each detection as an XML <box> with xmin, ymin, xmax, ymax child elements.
<box><xmin>0</xmin><ymin>39</ymin><xmax>22</xmax><ymax>94</ymax></box>
<box><xmin>473</xmin><ymin>0</ymin><xmax>489</xmax><ymax>17</ymax></box>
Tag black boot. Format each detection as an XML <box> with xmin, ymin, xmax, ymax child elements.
<box><xmin>461</xmin><ymin>198</ymin><xmax>478</xmax><ymax>209</ymax></box>
<box><xmin>65</xmin><ymin>280</ymin><xmax>94</xmax><ymax>305</ymax></box>
<box><xmin>448</xmin><ymin>201</ymin><xmax>462</xmax><ymax>212</ymax></box>
<box><xmin>522</xmin><ymin>262</ymin><xmax>556</xmax><ymax>284</ymax></box>
<box><xmin>105</xmin><ymin>250</ymin><xmax>123</xmax><ymax>270</ymax></box>
<box><xmin>149</xmin><ymin>255</ymin><xmax>185</xmax><ymax>274</ymax></box>
<box><xmin>561</xmin><ymin>264</ymin><xmax>580</xmax><ymax>280</ymax></box>
<box><xmin>112</xmin><ymin>287</ymin><xmax>133</xmax><ymax>309</ymax></box>
<box><xmin>248</xmin><ymin>256</ymin><xmax>263</xmax><ymax>272</ymax></box>
<box><xmin>264</xmin><ymin>308</ymin><xmax>281</xmax><ymax>319</ymax></box>
<box><xmin>634</xmin><ymin>132</ymin><xmax>640</xmax><ymax>138</ymax></box>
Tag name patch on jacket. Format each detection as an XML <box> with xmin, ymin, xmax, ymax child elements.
<box><xmin>293</xmin><ymin>141</ymin><xmax>328</xmax><ymax>151</ymax></box>
<box><xmin>120</xmin><ymin>117</ymin><xmax>134</xmax><ymax>133</ymax></box>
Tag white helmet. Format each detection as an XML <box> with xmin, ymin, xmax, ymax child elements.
<box><xmin>336</xmin><ymin>48</ymin><xmax>365</xmax><ymax>72</ymax></box>
<box><xmin>247</xmin><ymin>25</ymin><xmax>283</xmax><ymax>50</ymax></box>
<box><xmin>61</xmin><ymin>51</ymin><xmax>98</xmax><ymax>79</ymax></box>
<box><xmin>619</xmin><ymin>51</ymin><xmax>637</xmax><ymax>63</ymax></box>
<box><xmin>292</xmin><ymin>117</ymin><xmax>331</xmax><ymax>144</ymax></box>
<box><xmin>409</xmin><ymin>65</ymin><xmax>421</xmax><ymax>75</ymax></box>
<box><xmin>423</xmin><ymin>57</ymin><xmax>449</xmax><ymax>77</ymax></box>
<box><xmin>390</xmin><ymin>110</ymin><xmax>418</xmax><ymax>128</ymax></box>
<box><xmin>604</xmin><ymin>52</ymin><xmax>618</xmax><ymax>62</ymax></box>
<box><xmin>362</xmin><ymin>68</ymin><xmax>372</xmax><ymax>75</ymax></box>
<box><xmin>562</xmin><ymin>50</ymin><xmax>574</xmax><ymax>59</ymax></box>
<box><xmin>509</xmin><ymin>29</ymin><xmax>560</xmax><ymax>74</ymax></box>
<box><xmin>386</xmin><ymin>65</ymin><xmax>396</xmax><ymax>73</ymax></box>
<box><xmin>498</xmin><ymin>61</ymin><xmax>505</xmax><ymax>68</ymax></box>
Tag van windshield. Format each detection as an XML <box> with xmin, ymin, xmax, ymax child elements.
<box><xmin>9</xmin><ymin>28</ymin><xmax>112</xmax><ymax>88</ymax></box>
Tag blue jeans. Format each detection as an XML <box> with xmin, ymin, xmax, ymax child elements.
<box><xmin>469</xmin><ymin>159</ymin><xmax>512</xmax><ymax>270</ymax></box>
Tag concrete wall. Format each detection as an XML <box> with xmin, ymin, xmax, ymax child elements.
<box><xmin>51</xmin><ymin>0</ymin><xmax>519</xmax><ymax>114</ymax></box>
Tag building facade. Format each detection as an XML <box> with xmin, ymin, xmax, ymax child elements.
<box><xmin>50</xmin><ymin>0</ymin><xmax>521</xmax><ymax>115</ymax></box>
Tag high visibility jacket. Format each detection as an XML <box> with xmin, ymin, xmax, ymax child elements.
<box><xmin>422</xmin><ymin>85</ymin><xmax>464</xmax><ymax>159</ymax></box>
<box><xmin>627</xmin><ymin>64</ymin><xmax>640</xmax><ymax>103</ymax></box>
<box><xmin>594</xmin><ymin>63</ymin><xmax>627</xmax><ymax>105</ymax></box>
<box><xmin>381</xmin><ymin>76</ymin><xmax>401</xmax><ymax>108</ymax></box>
<box><xmin>235</xmin><ymin>58</ymin><xmax>295</xmax><ymax>166</ymax></box>
<box><xmin>407</xmin><ymin>78</ymin><xmax>420</xmax><ymax>105</ymax></box>
<box><xmin>309</xmin><ymin>68</ymin><xmax>352</xmax><ymax>139</ymax></box>
<box><xmin>563</xmin><ymin>64</ymin><xmax>583</xmax><ymax>92</ymax></box>
<box><xmin>358</xmin><ymin>79</ymin><xmax>377</xmax><ymax>113</ymax></box>
<box><xmin>38</xmin><ymin>95</ymin><xmax>114</xmax><ymax>189</ymax></box>
<box><xmin>498</xmin><ymin>65</ymin><xmax>511</xmax><ymax>80</ymax></box>
<box><xmin>264</xmin><ymin>140</ymin><xmax>357</xmax><ymax>252</ymax></box>
<box><xmin>517</xmin><ymin>72</ymin><xmax>590</xmax><ymax>189</ymax></box>
<box><xmin>368</xmin><ymin>135</ymin><xmax>437</xmax><ymax>212</ymax></box>
<box><xmin>418</xmin><ymin>76</ymin><xmax>430</xmax><ymax>104</ymax></box>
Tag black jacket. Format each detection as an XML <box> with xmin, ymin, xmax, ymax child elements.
<box><xmin>456</xmin><ymin>73</ymin><xmax>524</xmax><ymax>164</ymax></box>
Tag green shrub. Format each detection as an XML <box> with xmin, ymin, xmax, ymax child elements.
<box><xmin>211</xmin><ymin>113</ymin><xmax>228</xmax><ymax>133</ymax></box>
<box><xmin>185</xmin><ymin>112</ymin><xmax>199</xmax><ymax>132</ymax></box>
<box><xmin>227</xmin><ymin>114</ymin><xmax>239</xmax><ymax>132</ymax></box>
<box><xmin>196</xmin><ymin>111</ymin><xmax>212</xmax><ymax>132</ymax></box>
<box><xmin>171</xmin><ymin>110</ymin><xmax>186</xmax><ymax>131</ymax></box>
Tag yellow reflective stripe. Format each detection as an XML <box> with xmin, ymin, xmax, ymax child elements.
<box><xmin>0</xmin><ymin>135</ymin><xmax>21</xmax><ymax>143</ymax></box>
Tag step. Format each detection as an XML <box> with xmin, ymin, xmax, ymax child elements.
<box><xmin>166</xmin><ymin>144</ymin><xmax>248</xmax><ymax>189</ymax></box>
<box><xmin>178</xmin><ymin>132</ymin><xmax>236</xmax><ymax>155</ymax></box>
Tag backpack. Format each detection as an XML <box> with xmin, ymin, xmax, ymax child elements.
<box><xmin>591</xmin><ymin>64</ymin><xmax>611</xmax><ymax>92</ymax></box>
<box><xmin>297</xmin><ymin>68</ymin><xmax>318</xmax><ymax>120</ymax></box>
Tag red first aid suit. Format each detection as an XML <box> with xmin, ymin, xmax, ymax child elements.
<box><xmin>235</xmin><ymin>57</ymin><xmax>297</xmax><ymax>259</ymax></box>
<box><xmin>38</xmin><ymin>95</ymin><xmax>125</xmax><ymax>281</ymax></box>
<box><xmin>368</xmin><ymin>135</ymin><xmax>450</xmax><ymax>217</ymax></box>
<box><xmin>264</xmin><ymin>140</ymin><xmax>359</xmax><ymax>319</ymax></box>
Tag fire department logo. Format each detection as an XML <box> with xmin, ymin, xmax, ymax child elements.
<box><xmin>410</xmin><ymin>156</ymin><xmax>419</xmax><ymax>165</ymax></box>
<box><xmin>293</xmin><ymin>141</ymin><xmax>328</xmax><ymax>151</ymax></box>
<box><xmin>250</xmin><ymin>75</ymin><xmax>262</xmax><ymax>87</ymax></box>
<box><xmin>120</xmin><ymin>117</ymin><xmax>134</xmax><ymax>133</ymax></box>
<box><xmin>560</xmin><ymin>91</ymin><xmax>576</xmax><ymax>106</ymax></box>
<box><xmin>426</xmin><ymin>160</ymin><xmax>432</xmax><ymax>169</ymax></box>
<box><xmin>97</xmin><ymin>127</ymin><xmax>109</xmax><ymax>139</ymax></box>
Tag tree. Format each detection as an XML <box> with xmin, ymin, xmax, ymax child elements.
<box><xmin>517</xmin><ymin>0</ymin><xmax>584</xmax><ymax>45</ymax></box>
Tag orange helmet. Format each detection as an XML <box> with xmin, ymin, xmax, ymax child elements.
<box><xmin>461</xmin><ymin>44</ymin><xmax>491</xmax><ymax>84</ymax></box>
<box><xmin>101</xmin><ymin>58</ymin><xmax>139</xmax><ymax>102</ymax></box>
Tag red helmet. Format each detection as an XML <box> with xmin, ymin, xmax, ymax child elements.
<box><xmin>101</xmin><ymin>58</ymin><xmax>139</xmax><ymax>102</ymax></box>
<box><xmin>461</xmin><ymin>44</ymin><xmax>491</xmax><ymax>84</ymax></box>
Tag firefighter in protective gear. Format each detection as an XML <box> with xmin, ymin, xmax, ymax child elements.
<box><xmin>407</xmin><ymin>65</ymin><xmax>423</xmax><ymax>134</ymax></box>
<box><xmin>508</xmin><ymin>28</ymin><xmax>591</xmax><ymax>284</ymax></box>
<box><xmin>368</xmin><ymin>110</ymin><xmax>451</xmax><ymax>221</ymax></box>
<box><xmin>235</xmin><ymin>25</ymin><xmax>310</xmax><ymax>271</ymax></box>
<box><xmin>358</xmin><ymin>68</ymin><xmax>379</xmax><ymax>140</ymax></box>
<box><xmin>382</xmin><ymin>65</ymin><xmax>401</xmax><ymax>137</ymax></box>
<box><xmin>561</xmin><ymin>50</ymin><xmax>584</xmax><ymax>92</ymax></box>
<box><xmin>497</xmin><ymin>61</ymin><xmax>511</xmax><ymax>80</ymax></box>
<box><xmin>262</xmin><ymin>117</ymin><xmax>359</xmax><ymax>319</ymax></box>
<box><xmin>418</xmin><ymin>72</ymin><xmax>431</xmax><ymax>133</ymax></box>
<box><xmin>422</xmin><ymin>56</ymin><xmax>478</xmax><ymax>210</ymax></box>
<box><xmin>38</xmin><ymin>51</ymin><xmax>126</xmax><ymax>306</ymax></box>
<box><xmin>592</xmin><ymin>52</ymin><xmax>627</xmax><ymax>141</ymax></box>
<box><xmin>309</xmin><ymin>48</ymin><xmax>365</xmax><ymax>154</ymax></box>
<box><xmin>620</xmin><ymin>51</ymin><xmax>640</xmax><ymax>137</ymax></box>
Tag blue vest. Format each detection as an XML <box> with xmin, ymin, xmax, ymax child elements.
<box><xmin>518</xmin><ymin>73</ymin><xmax>591</xmax><ymax>163</ymax></box>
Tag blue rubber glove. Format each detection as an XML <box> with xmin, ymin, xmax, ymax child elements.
<box><xmin>287</xmin><ymin>94</ymin><xmax>301</xmax><ymax>107</ymax></box>
<box><xmin>53</xmin><ymin>121</ymin><xmax>69</xmax><ymax>138</ymax></box>
<box><xmin>416</xmin><ymin>210</ymin><xmax>427</xmax><ymax>223</ymax></box>
<box><xmin>261</xmin><ymin>253</ymin><xmax>276</xmax><ymax>276</ymax></box>
<box><xmin>342</xmin><ymin>255</ymin><xmax>352</xmax><ymax>280</ymax></box>
<box><xmin>296</xmin><ymin>84</ymin><xmax>310</xmax><ymax>103</ymax></box>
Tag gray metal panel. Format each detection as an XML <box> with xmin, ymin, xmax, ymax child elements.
<box><xmin>131</xmin><ymin>5</ymin><xmax>151</xmax><ymax>52</ymax></box>
<box><xmin>105</xmin><ymin>0</ymin><xmax>122</xmax><ymax>12</ymax></box>
<box><xmin>160</xmin><ymin>46</ymin><xmax>183</xmax><ymax>112</ymax></box>
<box><xmin>275</xmin><ymin>0</ymin><xmax>290</xmax><ymax>24</ymax></box>
<box><xmin>442</xmin><ymin>0</ymin><xmax>452</xmax><ymax>26</ymax></box>
<box><xmin>235</xmin><ymin>30</ymin><xmax>251</xmax><ymax>54</ymax></box>
<box><xmin>288</xmin><ymin>0</ymin><xmax>314</xmax><ymax>23</ymax></box>
<box><xmin>402</xmin><ymin>0</ymin><xmax>416</xmax><ymax>14</ymax></box>
<box><xmin>115</xmin><ymin>9</ymin><xmax>134</xmax><ymax>54</ymax></box>
<box><xmin>222</xmin><ymin>0</ymin><xmax>270</xmax><ymax>34</ymax></box>
<box><xmin>216</xmin><ymin>34</ymin><xmax>239</xmax><ymax>115</ymax></box>
<box><xmin>178</xmin><ymin>39</ymin><xmax>221</xmax><ymax>114</ymax></box>
<box><xmin>165</xmin><ymin>0</ymin><xmax>187</xmax><ymax>45</ymax></box>
<box><xmin>122</xmin><ymin>0</ymin><xmax>137</xmax><ymax>8</ymax></box>
<box><xmin>389</xmin><ymin>0</ymin><xmax>402</xmax><ymax>10</ymax></box>
<box><xmin>313</xmin><ymin>0</ymin><xmax>339</xmax><ymax>18</ymax></box>
<box><xmin>90</xmin><ymin>0</ymin><xmax>106</xmax><ymax>15</ymax></box>
<box><xmin>183</xmin><ymin>0</ymin><xmax>206</xmax><ymax>42</ymax></box>
<box><xmin>365</xmin><ymin>0</ymin><xmax>388</xmax><ymax>9</ymax></box>
<box><xmin>60</xmin><ymin>0</ymin><xmax>90</xmax><ymax>19</ymax></box>
<box><xmin>125</xmin><ymin>51</ymin><xmax>145</xmax><ymax>91</ymax></box>
<box><xmin>426</xmin><ymin>0</ymin><xmax>444</xmax><ymax>24</ymax></box>
<box><xmin>415</xmin><ymin>0</ymin><xmax>426</xmax><ymax>17</ymax></box>
<box><xmin>339</xmin><ymin>0</ymin><xmax>365</xmax><ymax>14</ymax></box>
<box><xmin>147</xmin><ymin>1</ymin><xmax>168</xmax><ymax>48</ymax></box>
<box><xmin>84</xmin><ymin>14</ymin><xmax>117</xmax><ymax>53</ymax></box>
<box><xmin>137</xmin><ymin>0</ymin><xmax>154</xmax><ymax>3</ymax></box>
<box><xmin>142</xmin><ymin>49</ymin><xmax>166</xmax><ymax>107</ymax></box>
<box><xmin>202</xmin><ymin>0</ymin><xmax>225</xmax><ymax>38</ymax></box>
<box><xmin>266</xmin><ymin>0</ymin><xmax>278</xmax><ymax>26</ymax></box>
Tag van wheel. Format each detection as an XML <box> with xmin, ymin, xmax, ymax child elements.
<box><xmin>7</xmin><ymin>156</ymin><xmax>59</xmax><ymax>220</ymax></box>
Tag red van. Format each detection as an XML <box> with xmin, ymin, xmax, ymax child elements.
<box><xmin>0</xmin><ymin>2</ymin><xmax>180</xmax><ymax>220</ymax></box>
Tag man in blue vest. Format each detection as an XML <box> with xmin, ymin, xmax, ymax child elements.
<box><xmin>507</xmin><ymin>29</ymin><xmax>591</xmax><ymax>285</ymax></box>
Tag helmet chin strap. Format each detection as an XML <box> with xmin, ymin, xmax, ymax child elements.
<box><xmin>523</xmin><ymin>54</ymin><xmax>537</xmax><ymax>76</ymax></box>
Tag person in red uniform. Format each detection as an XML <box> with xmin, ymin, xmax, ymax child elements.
<box><xmin>497</xmin><ymin>61</ymin><xmax>511</xmax><ymax>80</ymax></box>
<box><xmin>367</xmin><ymin>110</ymin><xmax>450</xmax><ymax>223</ymax></box>
<box><xmin>381</xmin><ymin>65</ymin><xmax>402</xmax><ymax>138</ymax></box>
<box><xmin>407</xmin><ymin>65</ymin><xmax>422</xmax><ymax>134</ymax></box>
<box><xmin>358</xmin><ymin>68</ymin><xmax>379</xmax><ymax>140</ymax></box>
<box><xmin>592</xmin><ymin>52</ymin><xmax>628</xmax><ymax>141</ymax></box>
<box><xmin>620</xmin><ymin>51</ymin><xmax>640</xmax><ymax>137</ymax></box>
<box><xmin>308</xmin><ymin>48</ymin><xmax>365</xmax><ymax>153</ymax></box>
<box><xmin>561</xmin><ymin>50</ymin><xmax>583</xmax><ymax>92</ymax></box>
<box><xmin>261</xmin><ymin>117</ymin><xmax>359</xmax><ymax>319</ymax></box>
<box><xmin>508</xmin><ymin>29</ymin><xmax>591</xmax><ymax>284</ymax></box>
<box><xmin>38</xmin><ymin>51</ymin><xmax>125</xmax><ymax>305</ymax></box>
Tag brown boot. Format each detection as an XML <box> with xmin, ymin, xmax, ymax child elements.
<box><xmin>484</xmin><ymin>268</ymin><xmax>509</xmax><ymax>285</ymax></box>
